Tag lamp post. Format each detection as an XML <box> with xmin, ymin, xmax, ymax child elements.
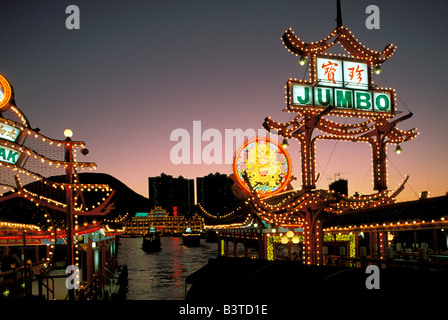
<box><xmin>64</xmin><ymin>129</ymin><xmax>75</xmax><ymax>300</ymax></box>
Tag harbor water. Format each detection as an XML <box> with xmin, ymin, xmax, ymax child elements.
<box><xmin>116</xmin><ymin>236</ymin><xmax>217</xmax><ymax>300</ymax></box>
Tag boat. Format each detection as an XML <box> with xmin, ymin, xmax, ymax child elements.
<box><xmin>142</xmin><ymin>227</ymin><xmax>161</xmax><ymax>252</ymax></box>
<box><xmin>182</xmin><ymin>227</ymin><xmax>201</xmax><ymax>247</ymax></box>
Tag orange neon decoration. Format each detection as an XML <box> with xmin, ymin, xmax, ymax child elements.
<box><xmin>0</xmin><ymin>75</ymin><xmax>12</xmax><ymax>112</ymax></box>
<box><xmin>233</xmin><ymin>137</ymin><xmax>292</xmax><ymax>198</ymax></box>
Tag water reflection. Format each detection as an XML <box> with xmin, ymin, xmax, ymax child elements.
<box><xmin>117</xmin><ymin>236</ymin><xmax>217</xmax><ymax>300</ymax></box>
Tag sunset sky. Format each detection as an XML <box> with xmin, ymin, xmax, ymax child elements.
<box><xmin>0</xmin><ymin>0</ymin><xmax>447</xmax><ymax>203</ymax></box>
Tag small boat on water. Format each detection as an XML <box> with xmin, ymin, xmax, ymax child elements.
<box><xmin>182</xmin><ymin>227</ymin><xmax>201</xmax><ymax>247</ymax></box>
<box><xmin>142</xmin><ymin>227</ymin><xmax>161</xmax><ymax>252</ymax></box>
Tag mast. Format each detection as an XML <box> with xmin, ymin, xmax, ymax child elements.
<box><xmin>336</xmin><ymin>0</ymin><xmax>343</xmax><ymax>28</ymax></box>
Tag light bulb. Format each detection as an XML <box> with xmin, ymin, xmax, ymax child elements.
<box><xmin>298</xmin><ymin>55</ymin><xmax>307</xmax><ymax>66</ymax></box>
<box><xmin>64</xmin><ymin>129</ymin><xmax>73</xmax><ymax>138</ymax></box>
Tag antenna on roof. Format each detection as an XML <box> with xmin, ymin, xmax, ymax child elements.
<box><xmin>336</xmin><ymin>0</ymin><xmax>343</xmax><ymax>28</ymax></box>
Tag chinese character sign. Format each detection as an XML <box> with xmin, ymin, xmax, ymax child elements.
<box><xmin>343</xmin><ymin>61</ymin><xmax>368</xmax><ymax>89</ymax></box>
<box><xmin>317</xmin><ymin>58</ymin><xmax>343</xmax><ymax>87</ymax></box>
<box><xmin>316</xmin><ymin>57</ymin><xmax>369</xmax><ymax>90</ymax></box>
<box><xmin>0</xmin><ymin>124</ymin><xmax>21</xmax><ymax>143</ymax></box>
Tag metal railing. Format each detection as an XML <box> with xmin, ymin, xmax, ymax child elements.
<box><xmin>76</xmin><ymin>259</ymin><xmax>123</xmax><ymax>300</ymax></box>
<box><xmin>38</xmin><ymin>273</ymin><xmax>55</xmax><ymax>300</ymax></box>
<box><xmin>0</xmin><ymin>262</ymin><xmax>38</xmax><ymax>300</ymax></box>
<box><xmin>325</xmin><ymin>254</ymin><xmax>448</xmax><ymax>272</ymax></box>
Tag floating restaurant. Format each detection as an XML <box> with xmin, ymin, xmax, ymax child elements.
<box><xmin>122</xmin><ymin>207</ymin><xmax>204</xmax><ymax>236</ymax></box>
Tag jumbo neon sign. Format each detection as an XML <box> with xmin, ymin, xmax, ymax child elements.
<box><xmin>287</xmin><ymin>56</ymin><xmax>395</xmax><ymax>116</ymax></box>
<box><xmin>290</xmin><ymin>84</ymin><xmax>392</xmax><ymax>113</ymax></box>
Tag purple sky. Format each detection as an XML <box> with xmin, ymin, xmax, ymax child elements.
<box><xmin>1</xmin><ymin>0</ymin><xmax>447</xmax><ymax>202</ymax></box>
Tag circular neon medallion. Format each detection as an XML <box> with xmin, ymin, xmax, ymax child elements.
<box><xmin>0</xmin><ymin>75</ymin><xmax>12</xmax><ymax>112</ymax></box>
<box><xmin>233</xmin><ymin>137</ymin><xmax>292</xmax><ymax>197</ymax></box>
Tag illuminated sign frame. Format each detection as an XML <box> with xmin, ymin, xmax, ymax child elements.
<box><xmin>286</xmin><ymin>55</ymin><xmax>396</xmax><ymax>117</ymax></box>
<box><xmin>289</xmin><ymin>83</ymin><xmax>393</xmax><ymax>114</ymax></box>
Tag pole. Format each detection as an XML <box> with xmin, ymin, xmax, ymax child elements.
<box><xmin>65</xmin><ymin>138</ymin><xmax>75</xmax><ymax>300</ymax></box>
<box><xmin>22</xmin><ymin>231</ymin><xmax>26</xmax><ymax>262</ymax></box>
<box><xmin>336</xmin><ymin>0</ymin><xmax>343</xmax><ymax>28</ymax></box>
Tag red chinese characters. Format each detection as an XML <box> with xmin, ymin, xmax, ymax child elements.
<box><xmin>348</xmin><ymin>64</ymin><xmax>365</xmax><ymax>84</ymax></box>
<box><xmin>321</xmin><ymin>61</ymin><xmax>339</xmax><ymax>84</ymax></box>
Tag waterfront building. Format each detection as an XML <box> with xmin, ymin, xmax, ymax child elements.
<box><xmin>148</xmin><ymin>173</ymin><xmax>194</xmax><ymax>216</ymax></box>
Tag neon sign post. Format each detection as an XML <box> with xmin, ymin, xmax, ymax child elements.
<box><xmin>200</xmin><ymin>5</ymin><xmax>418</xmax><ymax>267</ymax></box>
<box><xmin>259</xmin><ymin>20</ymin><xmax>418</xmax><ymax>265</ymax></box>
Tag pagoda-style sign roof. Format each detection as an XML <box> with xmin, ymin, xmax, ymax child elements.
<box><xmin>282</xmin><ymin>25</ymin><xmax>396</xmax><ymax>65</ymax></box>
